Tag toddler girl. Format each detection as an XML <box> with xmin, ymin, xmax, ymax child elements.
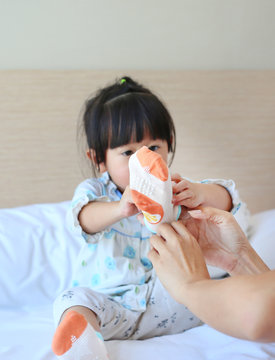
<box><xmin>52</xmin><ymin>76</ymin><xmax>249</xmax><ymax>360</ymax></box>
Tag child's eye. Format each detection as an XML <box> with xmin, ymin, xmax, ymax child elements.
<box><xmin>148</xmin><ymin>145</ymin><xmax>159</xmax><ymax>152</ymax></box>
<box><xmin>122</xmin><ymin>150</ymin><xmax>133</xmax><ymax>157</ymax></box>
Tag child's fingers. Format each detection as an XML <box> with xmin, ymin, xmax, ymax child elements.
<box><xmin>136</xmin><ymin>212</ymin><xmax>145</xmax><ymax>225</ymax></box>
<box><xmin>173</xmin><ymin>190</ymin><xmax>193</xmax><ymax>204</ymax></box>
<box><xmin>172</xmin><ymin>179</ymin><xmax>190</xmax><ymax>193</ymax></box>
<box><xmin>171</xmin><ymin>173</ymin><xmax>182</xmax><ymax>182</ymax></box>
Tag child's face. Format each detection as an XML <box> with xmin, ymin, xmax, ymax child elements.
<box><xmin>100</xmin><ymin>136</ymin><xmax>169</xmax><ymax>193</ymax></box>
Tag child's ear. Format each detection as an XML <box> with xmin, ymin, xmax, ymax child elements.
<box><xmin>86</xmin><ymin>149</ymin><xmax>107</xmax><ymax>173</ymax></box>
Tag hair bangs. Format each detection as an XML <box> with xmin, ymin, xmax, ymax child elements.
<box><xmin>107</xmin><ymin>93</ymin><xmax>174</xmax><ymax>149</ymax></box>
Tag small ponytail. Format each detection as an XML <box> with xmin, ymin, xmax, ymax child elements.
<box><xmin>116</xmin><ymin>76</ymin><xmax>152</xmax><ymax>96</ymax></box>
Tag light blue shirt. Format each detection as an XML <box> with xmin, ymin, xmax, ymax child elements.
<box><xmin>68</xmin><ymin>172</ymin><xmax>154</xmax><ymax>311</ymax></box>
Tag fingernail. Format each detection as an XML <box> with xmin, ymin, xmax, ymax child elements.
<box><xmin>188</xmin><ymin>210</ymin><xmax>202</xmax><ymax>215</ymax></box>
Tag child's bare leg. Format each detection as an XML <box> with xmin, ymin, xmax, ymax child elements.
<box><xmin>52</xmin><ymin>305</ymin><xmax>109</xmax><ymax>359</ymax></box>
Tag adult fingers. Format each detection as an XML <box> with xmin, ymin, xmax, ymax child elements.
<box><xmin>147</xmin><ymin>246</ymin><xmax>159</xmax><ymax>263</ymax></box>
<box><xmin>170</xmin><ymin>220</ymin><xmax>196</xmax><ymax>245</ymax></box>
<box><xmin>156</xmin><ymin>221</ymin><xmax>196</xmax><ymax>253</ymax></box>
<box><xmin>149</xmin><ymin>223</ymin><xmax>185</xmax><ymax>256</ymax></box>
<box><xmin>149</xmin><ymin>233</ymin><xmax>167</xmax><ymax>256</ymax></box>
<box><xmin>188</xmin><ymin>206</ymin><xmax>233</xmax><ymax>224</ymax></box>
<box><xmin>156</xmin><ymin>222</ymin><xmax>183</xmax><ymax>245</ymax></box>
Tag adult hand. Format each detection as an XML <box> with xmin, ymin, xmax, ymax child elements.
<box><xmin>148</xmin><ymin>207</ymin><xmax>271</xmax><ymax>342</ymax></box>
<box><xmin>148</xmin><ymin>221</ymin><xmax>210</xmax><ymax>304</ymax></box>
<box><xmin>179</xmin><ymin>207</ymin><xmax>249</xmax><ymax>274</ymax></box>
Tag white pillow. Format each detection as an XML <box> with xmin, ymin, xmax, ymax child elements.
<box><xmin>0</xmin><ymin>201</ymin><xmax>81</xmax><ymax>307</ymax></box>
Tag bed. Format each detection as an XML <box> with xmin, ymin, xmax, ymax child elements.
<box><xmin>1</xmin><ymin>70</ymin><xmax>275</xmax><ymax>360</ymax></box>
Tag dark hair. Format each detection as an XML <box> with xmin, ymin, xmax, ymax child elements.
<box><xmin>81</xmin><ymin>76</ymin><xmax>176</xmax><ymax>175</ymax></box>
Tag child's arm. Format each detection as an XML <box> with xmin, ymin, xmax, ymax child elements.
<box><xmin>172</xmin><ymin>174</ymin><xmax>232</xmax><ymax>211</ymax></box>
<box><xmin>79</xmin><ymin>186</ymin><xmax>139</xmax><ymax>234</ymax></box>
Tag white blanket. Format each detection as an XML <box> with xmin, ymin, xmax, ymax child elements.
<box><xmin>1</xmin><ymin>202</ymin><xmax>275</xmax><ymax>359</ymax></box>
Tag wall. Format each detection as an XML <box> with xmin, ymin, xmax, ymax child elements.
<box><xmin>1</xmin><ymin>0</ymin><xmax>275</xmax><ymax>70</ymax></box>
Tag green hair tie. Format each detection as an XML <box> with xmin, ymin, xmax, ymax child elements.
<box><xmin>120</xmin><ymin>78</ymin><xmax>126</xmax><ymax>85</ymax></box>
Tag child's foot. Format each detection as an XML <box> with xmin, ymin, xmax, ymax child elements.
<box><xmin>129</xmin><ymin>146</ymin><xmax>181</xmax><ymax>233</ymax></box>
<box><xmin>52</xmin><ymin>310</ymin><xmax>109</xmax><ymax>360</ymax></box>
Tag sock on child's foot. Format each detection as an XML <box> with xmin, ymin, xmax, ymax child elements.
<box><xmin>129</xmin><ymin>146</ymin><xmax>181</xmax><ymax>233</ymax></box>
<box><xmin>52</xmin><ymin>310</ymin><xmax>109</xmax><ymax>360</ymax></box>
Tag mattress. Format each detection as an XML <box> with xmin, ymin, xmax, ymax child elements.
<box><xmin>0</xmin><ymin>202</ymin><xmax>275</xmax><ymax>359</ymax></box>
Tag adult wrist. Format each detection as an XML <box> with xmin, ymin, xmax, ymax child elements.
<box><xmin>179</xmin><ymin>278</ymin><xmax>211</xmax><ymax>307</ymax></box>
<box><xmin>230</xmin><ymin>245</ymin><xmax>269</xmax><ymax>276</ymax></box>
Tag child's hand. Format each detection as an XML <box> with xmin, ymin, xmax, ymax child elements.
<box><xmin>136</xmin><ymin>212</ymin><xmax>145</xmax><ymax>226</ymax></box>
<box><xmin>172</xmin><ymin>174</ymin><xmax>203</xmax><ymax>209</ymax></box>
<box><xmin>118</xmin><ymin>186</ymin><xmax>140</xmax><ymax>218</ymax></box>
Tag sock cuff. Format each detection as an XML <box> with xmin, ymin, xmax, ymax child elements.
<box><xmin>95</xmin><ymin>331</ymin><xmax>104</xmax><ymax>341</ymax></box>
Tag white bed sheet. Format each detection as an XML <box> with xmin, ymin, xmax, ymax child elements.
<box><xmin>1</xmin><ymin>306</ymin><xmax>275</xmax><ymax>360</ymax></box>
<box><xmin>0</xmin><ymin>202</ymin><xmax>275</xmax><ymax>360</ymax></box>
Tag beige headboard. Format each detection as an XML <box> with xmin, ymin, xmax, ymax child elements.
<box><xmin>1</xmin><ymin>70</ymin><xmax>275</xmax><ymax>214</ymax></box>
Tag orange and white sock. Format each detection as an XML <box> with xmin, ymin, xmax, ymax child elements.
<box><xmin>129</xmin><ymin>146</ymin><xmax>181</xmax><ymax>233</ymax></box>
<box><xmin>52</xmin><ymin>311</ymin><xmax>109</xmax><ymax>360</ymax></box>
